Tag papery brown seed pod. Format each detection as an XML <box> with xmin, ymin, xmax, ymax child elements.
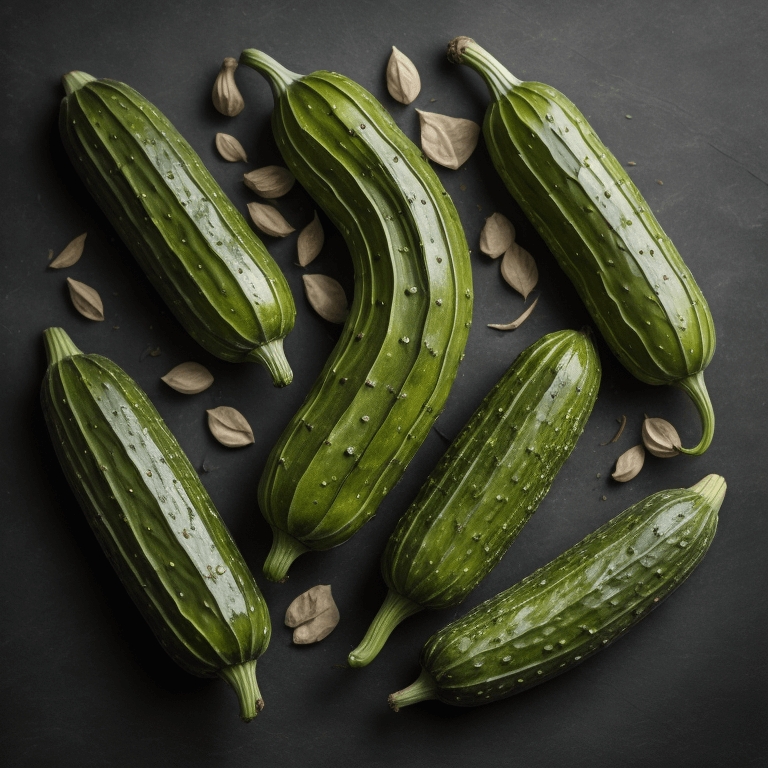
<box><xmin>212</xmin><ymin>57</ymin><xmax>245</xmax><ymax>117</ymax></box>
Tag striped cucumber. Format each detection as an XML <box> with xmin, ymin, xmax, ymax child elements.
<box><xmin>41</xmin><ymin>327</ymin><xmax>271</xmax><ymax>721</ymax></box>
<box><xmin>390</xmin><ymin>474</ymin><xmax>725</xmax><ymax>710</ymax></box>
<box><xmin>239</xmin><ymin>50</ymin><xmax>473</xmax><ymax>581</ymax></box>
<box><xmin>60</xmin><ymin>71</ymin><xmax>295</xmax><ymax>386</ymax></box>
<box><xmin>447</xmin><ymin>38</ymin><xmax>716</xmax><ymax>454</ymax></box>
<box><xmin>348</xmin><ymin>329</ymin><xmax>601</xmax><ymax>667</ymax></box>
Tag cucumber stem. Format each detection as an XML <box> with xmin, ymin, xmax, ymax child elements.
<box><xmin>217</xmin><ymin>659</ymin><xmax>264</xmax><ymax>722</ymax></box>
<box><xmin>673</xmin><ymin>371</ymin><xmax>715</xmax><ymax>455</ymax></box>
<box><xmin>239</xmin><ymin>49</ymin><xmax>302</xmax><ymax>100</ymax></box>
<box><xmin>62</xmin><ymin>71</ymin><xmax>97</xmax><ymax>97</ymax></box>
<box><xmin>348</xmin><ymin>589</ymin><xmax>423</xmax><ymax>668</ymax></box>
<box><xmin>388</xmin><ymin>668</ymin><xmax>437</xmax><ymax>711</ymax></box>
<box><xmin>690</xmin><ymin>474</ymin><xmax>727</xmax><ymax>514</ymax></box>
<box><xmin>43</xmin><ymin>327</ymin><xmax>82</xmax><ymax>365</ymax></box>
<box><xmin>446</xmin><ymin>37</ymin><xmax>521</xmax><ymax>101</ymax></box>
<box><xmin>248</xmin><ymin>338</ymin><xmax>293</xmax><ymax>388</ymax></box>
<box><xmin>263</xmin><ymin>526</ymin><xmax>308</xmax><ymax>582</ymax></box>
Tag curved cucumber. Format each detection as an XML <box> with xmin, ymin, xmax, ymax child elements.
<box><xmin>60</xmin><ymin>71</ymin><xmax>295</xmax><ymax>386</ymax></box>
<box><xmin>389</xmin><ymin>474</ymin><xmax>725</xmax><ymax>710</ymax></box>
<box><xmin>348</xmin><ymin>329</ymin><xmax>601</xmax><ymax>667</ymax></box>
<box><xmin>41</xmin><ymin>327</ymin><xmax>271</xmax><ymax>721</ymax></box>
<box><xmin>447</xmin><ymin>38</ymin><xmax>716</xmax><ymax>454</ymax></box>
<box><xmin>239</xmin><ymin>50</ymin><xmax>473</xmax><ymax>580</ymax></box>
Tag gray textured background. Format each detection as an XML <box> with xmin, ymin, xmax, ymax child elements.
<box><xmin>2</xmin><ymin>1</ymin><xmax>766</xmax><ymax>766</ymax></box>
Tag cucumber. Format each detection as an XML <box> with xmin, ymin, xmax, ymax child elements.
<box><xmin>60</xmin><ymin>71</ymin><xmax>295</xmax><ymax>387</ymax></box>
<box><xmin>41</xmin><ymin>327</ymin><xmax>271</xmax><ymax>721</ymax></box>
<box><xmin>447</xmin><ymin>38</ymin><xmax>716</xmax><ymax>454</ymax></box>
<box><xmin>239</xmin><ymin>50</ymin><xmax>473</xmax><ymax>581</ymax></box>
<box><xmin>389</xmin><ymin>474</ymin><xmax>725</xmax><ymax>710</ymax></box>
<box><xmin>348</xmin><ymin>329</ymin><xmax>601</xmax><ymax>667</ymax></box>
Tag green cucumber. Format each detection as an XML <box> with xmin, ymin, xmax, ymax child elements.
<box><xmin>348</xmin><ymin>329</ymin><xmax>601</xmax><ymax>667</ymax></box>
<box><xmin>447</xmin><ymin>38</ymin><xmax>716</xmax><ymax>454</ymax></box>
<box><xmin>60</xmin><ymin>71</ymin><xmax>295</xmax><ymax>387</ymax></box>
<box><xmin>41</xmin><ymin>327</ymin><xmax>271</xmax><ymax>721</ymax></box>
<box><xmin>239</xmin><ymin>50</ymin><xmax>473</xmax><ymax>580</ymax></box>
<box><xmin>389</xmin><ymin>474</ymin><xmax>725</xmax><ymax>710</ymax></box>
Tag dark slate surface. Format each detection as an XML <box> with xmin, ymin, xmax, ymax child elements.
<box><xmin>2</xmin><ymin>1</ymin><xmax>766</xmax><ymax>766</ymax></box>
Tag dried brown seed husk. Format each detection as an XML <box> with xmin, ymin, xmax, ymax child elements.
<box><xmin>50</xmin><ymin>232</ymin><xmax>87</xmax><ymax>269</ymax></box>
<box><xmin>386</xmin><ymin>46</ymin><xmax>421</xmax><ymax>105</ymax></box>
<box><xmin>66</xmin><ymin>277</ymin><xmax>104</xmax><ymax>321</ymax></box>
<box><xmin>215</xmin><ymin>132</ymin><xmax>247</xmax><ymax>162</ymax></box>
<box><xmin>415</xmin><ymin>109</ymin><xmax>480</xmax><ymax>170</ymax></box>
<box><xmin>479</xmin><ymin>213</ymin><xmax>515</xmax><ymax>258</ymax></box>
<box><xmin>161</xmin><ymin>362</ymin><xmax>214</xmax><ymax>394</ymax></box>
<box><xmin>206</xmin><ymin>406</ymin><xmax>254</xmax><ymax>447</ymax></box>
<box><xmin>487</xmin><ymin>296</ymin><xmax>539</xmax><ymax>331</ymax></box>
<box><xmin>247</xmin><ymin>202</ymin><xmax>295</xmax><ymax>237</ymax></box>
<box><xmin>211</xmin><ymin>57</ymin><xmax>245</xmax><ymax>117</ymax></box>
<box><xmin>302</xmin><ymin>274</ymin><xmax>348</xmax><ymax>323</ymax></box>
<box><xmin>612</xmin><ymin>444</ymin><xmax>645</xmax><ymax>482</ymax></box>
<box><xmin>500</xmin><ymin>243</ymin><xmax>538</xmax><ymax>299</ymax></box>
<box><xmin>243</xmin><ymin>166</ymin><xmax>295</xmax><ymax>198</ymax></box>
<box><xmin>642</xmin><ymin>416</ymin><xmax>681</xmax><ymax>458</ymax></box>
<box><xmin>285</xmin><ymin>585</ymin><xmax>336</xmax><ymax>627</ymax></box>
<box><xmin>297</xmin><ymin>211</ymin><xmax>324</xmax><ymax>266</ymax></box>
<box><xmin>293</xmin><ymin>603</ymin><xmax>340</xmax><ymax>644</ymax></box>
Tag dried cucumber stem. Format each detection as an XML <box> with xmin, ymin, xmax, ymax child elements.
<box><xmin>674</xmin><ymin>372</ymin><xmax>715</xmax><ymax>455</ymax></box>
<box><xmin>263</xmin><ymin>526</ymin><xmax>309</xmax><ymax>582</ymax></box>
<box><xmin>348</xmin><ymin>590</ymin><xmax>423</xmax><ymax>668</ymax></box>
<box><xmin>218</xmin><ymin>660</ymin><xmax>264</xmax><ymax>723</ymax></box>
<box><xmin>248</xmin><ymin>338</ymin><xmax>293</xmax><ymax>388</ymax></box>
<box><xmin>388</xmin><ymin>669</ymin><xmax>437</xmax><ymax>711</ymax></box>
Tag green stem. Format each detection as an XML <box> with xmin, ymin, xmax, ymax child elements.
<box><xmin>690</xmin><ymin>474</ymin><xmax>727</xmax><ymax>514</ymax></box>
<box><xmin>673</xmin><ymin>371</ymin><xmax>715</xmax><ymax>455</ymax></box>
<box><xmin>446</xmin><ymin>37</ymin><xmax>520</xmax><ymax>102</ymax></box>
<box><xmin>239</xmin><ymin>49</ymin><xmax>302</xmax><ymax>101</ymax></box>
<box><xmin>217</xmin><ymin>659</ymin><xmax>264</xmax><ymax>722</ymax></box>
<box><xmin>263</xmin><ymin>526</ymin><xmax>308</xmax><ymax>582</ymax></box>
<box><xmin>248</xmin><ymin>339</ymin><xmax>293</xmax><ymax>388</ymax></box>
<box><xmin>43</xmin><ymin>327</ymin><xmax>82</xmax><ymax>365</ymax></box>
<box><xmin>388</xmin><ymin>668</ymin><xmax>437</xmax><ymax>712</ymax></box>
<box><xmin>62</xmin><ymin>71</ymin><xmax>96</xmax><ymax>97</ymax></box>
<box><xmin>348</xmin><ymin>589</ymin><xmax>423</xmax><ymax>668</ymax></box>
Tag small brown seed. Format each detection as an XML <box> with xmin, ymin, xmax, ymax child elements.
<box><xmin>215</xmin><ymin>132</ymin><xmax>248</xmax><ymax>162</ymax></box>
<box><xmin>211</xmin><ymin>57</ymin><xmax>245</xmax><ymax>117</ymax></box>
<box><xmin>416</xmin><ymin>109</ymin><xmax>480</xmax><ymax>170</ymax></box>
<box><xmin>500</xmin><ymin>243</ymin><xmax>538</xmax><ymax>299</ymax></box>
<box><xmin>303</xmin><ymin>274</ymin><xmax>348</xmax><ymax>323</ymax></box>
<box><xmin>206</xmin><ymin>406</ymin><xmax>254</xmax><ymax>447</ymax></box>
<box><xmin>285</xmin><ymin>585</ymin><xmax>335</xmax><ymax>627</ymax></box>
<box><xmin>642</xmin><ymin>416</ymin><xmax>681</xmax><ymax>458</ymax></box>
<box><xmin>386</xmin><ymin>46</ymin><xmax>421</xmax><ymax>105</ymax></box>
<box><xmin>243</xmin><ymin>166</ymin><xmax>295</xmax><ymax>198</ymax></box>
<box><xmin>247</xmin><ymin>202</ymin><xmax>295</xmax><ymax>237</ymax></box>
<box><xmin>66</xmin><ymin>277</ymin><xmax>104</xmax><ymax>321</ymax></box>
<box><xmin>479</xmin><ymin>213</ymin><xmax>515</xmax><ymax>258</ymax></box>
<box><xmin>161</xmin><ymin>362</ymin><xmax>214</xmax><ymax>394</ymax></box>
<box><xmin>297</xmin><ymin>211</ymin><xmax>324</xmax><ymax>267</ymax></box>
<box><xmin>612</xmin><ymin>444</ymin><xmax>645</xmax><ymax>482</ymax></box>
<box><xmin>50</xmin><ymin>233</ymin><xmax>87</xmax><ymax>269</ymax></box>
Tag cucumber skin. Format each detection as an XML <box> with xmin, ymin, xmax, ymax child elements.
<box><xmin>417</xmin><ymin>482</ymin><xmax>721</xmax><ymax>707</ymax></box>
<box><xmin>383</xmin><ymin>329</ymin><xmax>600</xmax><ymax>610</ymax></box>
<box><xmin>243</xmin><ymin>52</ymin><xmax>473</xmax><ymax>559</ymax></box>
<box><xmin>41</xmin><ymin>329</ymin><xmax>270</xmax><ymax>678</ymax></box>
<box><xmin>59</xmin><ymin>75</ymin><xmax>295</xmax><ymax>381</ymax></box>
<box><xmin>461</xmin><ymin>45</ymin><xmax>714</xmax><ymax>388</ymax></box>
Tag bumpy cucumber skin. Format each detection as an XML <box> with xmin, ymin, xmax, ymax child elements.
<box><xmin>384</xmin><ymin>329</ymin><xmax>600</xmax><ymax>610</ymax></box>
<box><xmin>59</xmin><ymin>74</ymin><xmax>295</xmax><ymax>385</ymax></box>
<box><xmin>416</xmin><ymin>479</ymin><xmax>722</xmax><ymax>707</ymax></box>
<box><xmin>448</xmin><ymin>39</ymin><xmax>715</xmax><ymax>453</ymax></box>
<box><xmin>41</xmin><ymin>329</ymin><xmax>271</xmax><ymax>679</ymax></box>
<box><xmin>241</xmin><ymin>51</ymin><xmax>473</xmax><ymax>561</ymax></box>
